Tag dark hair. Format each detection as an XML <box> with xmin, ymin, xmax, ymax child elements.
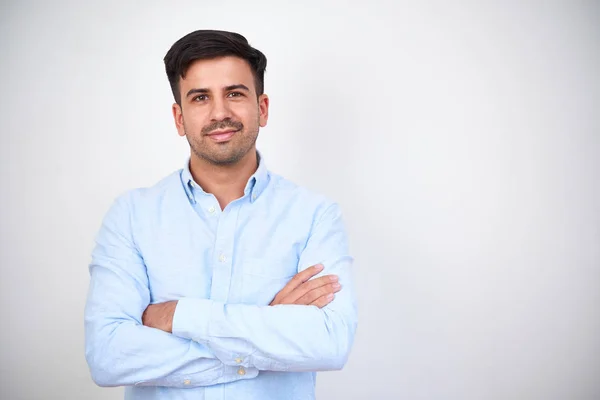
<box><xmin>164</xmin><ymin>29</ymin><xmax>267</xmax><ymax>105</ymax></box>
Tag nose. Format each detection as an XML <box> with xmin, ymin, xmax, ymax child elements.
<box><xmin>209</xmin><ymin>96</ymin><xmax>233</xmax><ymax>122</ymax></box>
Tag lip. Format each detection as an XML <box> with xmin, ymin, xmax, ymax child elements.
<box><xmin>206</xmin><ymin>129</ymin><xmax>238</xmax><ymax>142</ymax></box>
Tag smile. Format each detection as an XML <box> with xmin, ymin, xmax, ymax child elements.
<box><xmin>207</xmin><ymin>129</ymin><xmax>239</xmax><ymax>142</ymax></box>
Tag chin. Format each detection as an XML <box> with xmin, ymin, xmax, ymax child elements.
<box><xmin>192</xmin><ymin>142</ymin><xmax>254</xmax><ymax>166</ymax></box>
<box><xmin>206</xmin><ymin>152</ymin><xmax>245</xmax><ymax>166</ymax></box>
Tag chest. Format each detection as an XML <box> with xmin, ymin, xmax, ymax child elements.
<box><xmin>137</xmin><ymin>202</ymin><xmax>312</xmax><ymax>305</ymax></box>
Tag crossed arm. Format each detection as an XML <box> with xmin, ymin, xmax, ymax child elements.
<box><xmin>142</xmin><ymin>264</ymin><xmax>341</xmax><ymax>333</ymax></box>
<box><xmin>84</xmin><ymin>195</ymin><xmax>357</xmax><ymax>388</ymax></box>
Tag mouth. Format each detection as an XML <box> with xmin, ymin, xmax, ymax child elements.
<box><xmin>206</xmin><ymin>129</ymin><xmax>239</xmax><ymax>142</ymax></box>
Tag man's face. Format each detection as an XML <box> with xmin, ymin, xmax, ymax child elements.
<box><xmin>172</xmin><ymin>56</ymin><xmax>269</xmax><ymax>165</ymax></box>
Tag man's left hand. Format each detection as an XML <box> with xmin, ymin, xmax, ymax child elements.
<box><xmin>142</xmin><ymin>301</ymin><xmax>178</xmax><ymax>333</ymax></box>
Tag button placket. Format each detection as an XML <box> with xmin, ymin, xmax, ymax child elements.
<box><xmin>209</xmin><ymin>203</ymin><xmax>239</xmax><ymax>302</ymax></box>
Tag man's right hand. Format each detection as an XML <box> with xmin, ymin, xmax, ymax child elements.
<box><xmin>269</xmin><ymin>264</ymin><xmax>341</xmax><ymax>308</ymax></box>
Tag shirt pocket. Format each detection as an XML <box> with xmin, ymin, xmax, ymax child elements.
<box><xmin>240</xmin><ymin>257</ymin><xmax>297</xmax><ymax>305</ymax></box>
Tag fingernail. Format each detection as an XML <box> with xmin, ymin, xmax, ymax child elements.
<box><xmin>315</xmin><ymin>264</ymin><xmax>324</xmax><ymax>271</ymax></box>
<box><xmin>329</xmin><ymin>275</ymin><xmax>338</xmax><ymax>282</ymax></box>
<box><xmin>327</xmin><ymin>293</ymin><xmax>334</xmax><ymax>301</ymax></box>
<box><xmin>332</xmin><ymin>283</ymin><xmax>341</xmax><ymax>289</ymax></box>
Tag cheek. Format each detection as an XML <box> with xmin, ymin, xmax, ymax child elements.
<box><xmin>183</xmin><ymin>110</ymin><xmax>209</xmax><ymax>129</ymax></box>
<box><xmin>234</xmin><ymin>106</ymin><xmax>259</xmax><ymax>125</ymax></box>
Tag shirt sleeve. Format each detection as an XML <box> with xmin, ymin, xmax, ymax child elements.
<box><xmin>84</xmin><ymin>193</ymin><xmax>259</xmax><ymax>387</ymax></box>
<box><xmin>172</xmin><ymin>202</ymin><xmax>358</xmax><ymax>372</ymax></box>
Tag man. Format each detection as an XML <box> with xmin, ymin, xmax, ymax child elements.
<box><xmin>84</xmin><ymin>29</ymin><xmax>357</xmax><ymax>400</ymax></box>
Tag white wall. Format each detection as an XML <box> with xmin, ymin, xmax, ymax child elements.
<box><xmin>1</xmin><ymin>1</ymin><xmax>599</xmax><ymax>399</ymax></box>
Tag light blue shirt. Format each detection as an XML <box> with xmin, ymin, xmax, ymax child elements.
<box><xmin>84</xmin><ymin>154</ymin><xmax>358</xmax><ymax>400</ymax></box>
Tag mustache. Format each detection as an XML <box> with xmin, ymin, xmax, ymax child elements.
<box><xmin>202</xmin><ymin>119</ymin><xmax>244</xmax><ymax>135</ymax></box>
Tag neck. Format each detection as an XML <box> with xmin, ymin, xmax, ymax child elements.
<box><xmin>189</xmin><ymin>150</ymin><xmax>258</xmax><ymax>210</ymax></box>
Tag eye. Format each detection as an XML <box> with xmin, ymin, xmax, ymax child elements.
<box><xmin>227</xmin><ymin>91</ymin><xmax>244</xmax><ymax>98</ymax></box>
<box><xmin>193</xmin><ymin>94</ymin><xmax>208</xmax><ymax>102</ymax></box>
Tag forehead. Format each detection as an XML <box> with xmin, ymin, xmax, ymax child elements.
<box><xmin>181</xmin><ymin>56</ymin><xmax>255</xmax><ymax>91</ymax></box>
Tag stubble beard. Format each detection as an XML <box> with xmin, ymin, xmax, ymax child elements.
<box><xmin>185</xmin><ymin>114</ymin><xmax>260</xmax><ymax>166</ymax></box>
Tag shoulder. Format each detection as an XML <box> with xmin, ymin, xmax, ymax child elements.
<box><xmin>268</xmin><ymin>172</ymin><xmax>342</xmax><ymax>222</ymax></box>
<box><xmin>109</xmin><ymin>170</ymin><xmax>183</xmax><ymax>212</ymax></box>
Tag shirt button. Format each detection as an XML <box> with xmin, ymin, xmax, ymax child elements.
<box><xmin>208</xmin><ymin>206</ymin><xmax>216</xmax><ymax>213</ymax></box>
<box><xmin>234</xmin><ymin>357</ymin><xmax>243</xmax><ymax>364</ymax></box>
<box><xmin>252</xmin><ymin>194</ymin><xmax>257</xmax><ymax>200</ymax></box>
<box><xmin>237</xmin><ymin>367</ymin><xmax>246</xmax><ymax>376</ymax></box>
<box><xmin>183</xmin><ymin>379</ymin><xmax>191</xmax><ymax>385</ymax></box>
<box><xmin>219</xmin><ymin>254</ymin><xmax>226</xmax><ymax>263</ymax></box>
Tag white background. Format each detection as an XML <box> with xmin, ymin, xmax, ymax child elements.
<box><xmin>1</xmin><ymin>1</ymin><xmax>599</xmax><ymax>399</ymax></box>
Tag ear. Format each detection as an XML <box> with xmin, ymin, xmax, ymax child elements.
<box><xmin>258</xmin><ymin>94</ymin><xmax>269</xmax><ymax>127</ymax></box>
<box><xmin>172</xmin><ymin>103</ymin><xmax>185</xmax><ymax>137</ymax></box>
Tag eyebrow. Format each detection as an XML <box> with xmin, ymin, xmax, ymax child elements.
<box><xmin>225</xmin><ymin>84</ymin><xmax>250</xmax><ymax>92</ymax></box>
<box><xmin>186</xmin><ymin>84</ymin><xmax>250</xmax><ymax>98</ymax></box>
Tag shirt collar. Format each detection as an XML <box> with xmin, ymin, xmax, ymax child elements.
<box><xmin>245</xmin><ymin>151</ymin><xmax>269</xmax><ymax>202</ymax></box>
<box><xmin>181</xmin><ymin>151</ymin><xmax>269</xmax><ymax>204</ymax></box>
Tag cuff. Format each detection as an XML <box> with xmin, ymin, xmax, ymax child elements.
<box><xmin>172</xmin><ymin>298</ymin><xmax>213</xmax><ymax>342</ymax></box>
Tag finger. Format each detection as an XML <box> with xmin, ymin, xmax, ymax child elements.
<box><xmin>287</xmin><ymin>275</ymin><xmax>339</xmax><ymax>303</ymax></box>
<box><xmin>275</xmin><ymin>264</ymin><xmax>324</xmax><ymax>300</ymax></box>
<box><xmin>296</xmin><ymin>282</ymin><xmax>341</xmax><ymax>305</ymax></box>
<box><xmin>310</xmin><ymin>293</ymin><xmax>335</xmax><ymax>308</ymax></box>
